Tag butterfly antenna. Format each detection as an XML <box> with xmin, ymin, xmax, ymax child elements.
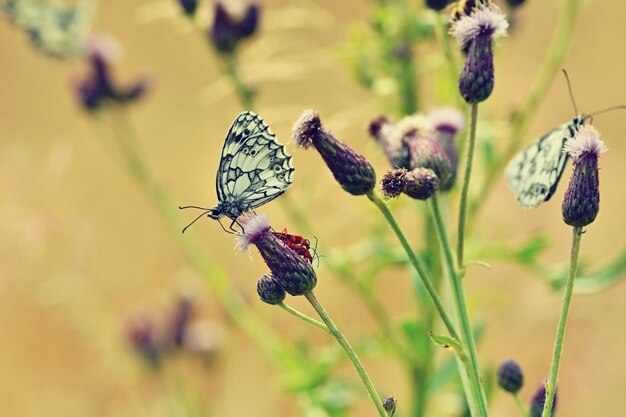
<box><xmin>562</xmin><ymin>69</ymin><xmax>579</xmax><ymax>116</ymax></box>
<box><xmin>586</xmin><ymin>105</ymin><xmax>626</xmax><ymax>118</ymax></box>
<box><xmin>181</xmin><ymin>209</ymin><xmax>212</xmax><ymax>234</ymax></box>
<box><xmin>179</xmin><ymin>205</ymin><xmax>212</xmax><ymax>210</ymax></box>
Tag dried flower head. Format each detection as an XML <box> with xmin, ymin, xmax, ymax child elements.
<box><xmin>237</xmin><ymin>213</ymin><xmax>317</xmax><ymax>296</ymax></box>
<box><xmin>496</xmin><ymin>359</ymin><xmax>524</xmax><ymax>394</ymax></box>
<box><xmin>562</xmin><ymin>126</ymin><xmax>607</xmax><ymax>227</ymax></box>
<box><xmin>257</xmin><ymin>273</ymin><xmax>286</xmax><ymax>305</ymax></box>
<box><xmin>381</xmin><ymin>168</ymin><xmax>438</xmax><ymax>201</ymax></box>
<box><xmin>294</xmin><ymin>110</ymin><xmax>376</xmax><ymax>195</ymax></box>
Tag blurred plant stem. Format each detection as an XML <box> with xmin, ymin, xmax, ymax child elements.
<box><xmin>430</xmin><ymin>193</ymin><xmax>487</xmax><ymax>417</ymax></box>
<box><xmin>554</xmin><ymin>244</ymin><xmax>626</xmax><ymax>293</ymax></box>
<box><xmin>470</xmin><ymin>0</ymin><xmax>582</xmax><ymax>217</ymax></box>
<box><xmin>432</xmin><ymin>12</ymin><xmax>464</xmax><ymax>108</ymax></box>
<box><xmin>305</xmin><ymin>291</ymin><xmax>388</xmax><ymax>417</ymax></box>
<box><xmin>457</xmin><ymin>103</ymin><xmax>478</xmax><ymax>272</ymax></box>
<box><xmin>514</xmin><ymin>394</ymin><xmax>530</xmax><ymax>417</ymax></box>
<box><xmin>542</xmin><ymin>226</ymin><xmax>583</xmax><ymax>417</ymax></box>
<box><xmin>278</xmin><ymin>302</ymin><xmax>330</xmax><ymax>333</ymax></box>
<box><xmin>92</xmin><ymin>108</ymin><xmax>293</xmax><ymax>364</ymax></box>
<box><xmin>222</xmin><ymin>55</ymin><xmax>256</xmax><ymax>110</ymax></box>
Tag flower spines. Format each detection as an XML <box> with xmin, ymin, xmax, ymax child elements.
<box><xmin>562</xmin><ymin>126</ymin><xmax>607</xmax><ymax>227</ymax></box>
<box><xmin>294</xmin><ymin>110</ymin><xmax>376</xmax><ymax>195</ymax></box>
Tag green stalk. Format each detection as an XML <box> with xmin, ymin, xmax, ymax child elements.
<box><xmin>514</xmin><ymin>394</ymin><xmax>530</xmax><ymax>417</ymax></box>
<box><xmin>223</xmin><ymin>55</ymin><xmax>255</xmax><ymax>110</ymax></box>
<box><xmin>278</xmin><ymin>302</ymin><xmax>330</xmax><ymax>334</ymax></box>
<box><xmin>305</xmin><ymin>291</ymin><xmax>387</xmax><ymax>417</ymax></box>
<box><xmin>470</xmin><ymin>0</ymin><xmax>582</xmax><ymax>216</ymax></box>
<box><xmin>431</xmin><ymin>193</ymin><xmax>488</xmax><ymax>417</ymax></box>
<box><xmin>541</xmin><ymin>226</ymin><xmax>583</xmax><ymax>417</ymax></box>
<box><xmin>457</xmin><ymin>103</ymin><xmax>478</xmax><ymax>271</ymax></box>
<box><xmin>367</xmin><ymin>191</ymin><xmax>459</xmax><ymax>340</ymax></box>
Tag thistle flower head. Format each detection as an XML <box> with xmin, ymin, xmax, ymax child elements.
<box><xmin>294</xmin><ymin>110</ymin><xmax>376</xmax><ymax>196</ymax></box>
<box><xmin>409</xmin><ymin>132</ymin><xmax>453</xmax><ymax>189</ymax></box>
<box><xmin>450</xmin><ymin>3</ymin><xmax>509</xmax><ymax>47</ymax></box>
<box><xmin>381</xmin><ymin>168</ymin><xmax>409</xmax><ymax>199</ymax></box>
<box><xmin>563</xmin><ymin>125</ymin><xmax>607</xmax><ymax>163</ymax></box>
<box><xmin>425</xmin><ymin>0</ymin><xmax>451</xmax><ymax>11</ymax></box>
<box><xmin>210</xmin><ymin>1</ymin><xmax>260</xmax><ymax>54</ymax></box>
<box><xmin>256</xmin><ymin>273</ymin><xmax>286</xmax><ymax>305</ymax></box>
<box><xmin>381</xmin><ymin>168</ymin><xmax>438</xmax><ymax>201</ymax></box>
<box><xmin>237</xmin><ymin>213</ymin><xmax>317</xmax><ymax>296</ymax></box>
<box><xmin>530</xmin><ymin>383</ymin><xmax>557</xmax><ymax>417</ymax></box>
<box><xmin>428</xmin><ymin>108</ymin><xmax>465</xmax><ymax>135</ymax></box>
<box><xmin>496</xmin><ymin>359</ymin><xmax>524</xmax><ymax>394</ymax></box>
<box><xmin>178</xmin><ymin>0</ymin><xmax>198</xmax><ymax>17</ymax></box>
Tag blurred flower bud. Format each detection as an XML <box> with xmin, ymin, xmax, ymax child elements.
<box><xmin>381</xmin><ymin>168</ymin><xmax>438</xmax><ymax>201</ymax></box>
<box><xmin>383</xmin><ymin>396</ymin><xmax>397</xmax><ymax>416</ymax></box>
<box><xmin>409</xmin><ymin>131</ymin><xmax>453</xmax><ymax>189</ymax></box>
<box><xmin>166</xmin><ymin>295</ymin><xmax>194</xmax><ymax>348</ymax></box>
<box><xmin>294</xmin><ymin>109</ymin><xmax>376</xmax><ymax>196</ymax></box>
<box><xmin>183</xmin><ymin>322</ymin><xmax>222</xmax><ymax>362</ymax></box>
<box><xmin>562</xmin><ymin>126</ymin><xmax>607</xmax><ymax>227</ymax></box>
<box><xmin>210</xmin><ymin>1</ymin><xmax>259</xmax><ymax>54</ymax></box>
<box><xmin>530</xmin><ymin>382</ymin><xmax>557</xmax><ymax>417</ymax></box>
<box><xmin>428</xmin><ymin>108</ymin><xmax>464</xmax><ymax>187</ymax></box>
<box><xmin>369</xmin><ymin>115</ymin><xmax>411</xmax><ymax>169</ymax></box>
<box><xmin>257</xmin><ymin>273</ymin><xmax>286</xmax><ymax>305</ymax></box>
<box><xmin>237</xmin><ymin>213</ymin><xmax>317</xmax><ymax>296</ymax></box>
<box><xmin>126</xmin><ymin>315</ymin><xmax>161</xmax><ymax>369</ymax></box>
<box><xmin>425</xmin><ymin>0</ymin><xmax>450</xmax><ymax>11</ymax></box>
<box><xmin>507</xmin><ymin>0</ymin><xmax>526</xmax><ymax>8</ymax></box>
<box><xmin>178</xmin><ymin>0</ymin><xmax>198</xmax><ymax>17</ymax></box>
<box><xmin>496</xmin><ymin>359</ymin><xmax>524</xmax><ymax>394</ymax></box>
<box><xmin>450</xmin><ymin>3</ymin><xmax>508</xmax><ymax>103</ymax></box>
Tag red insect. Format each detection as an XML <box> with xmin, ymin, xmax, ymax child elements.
<box><xmin>274</xmin><ymin>228</ymin><xmax>316</xmax><ymax>264</ymax></box>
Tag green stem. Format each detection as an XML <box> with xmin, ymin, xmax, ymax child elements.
<box><xmin>541</xmin><ymin>226</ymin><xmax>583</xmax><ymax>417</ymax></box>
<box><xmin>223</xmin><ymin>55</ymin><xmax>255</xmax><ymax>110</ymax></box>
<box><xmin>457</xmin><ymin>103</ymin><xmax>478</xmax><ymax>271</ymax></box>
<box><xmin>278</xmin><ymin>302</ymin><xmax>330</xmax><ymax>334</ymax></box>
<box><xmin>514</xmin><ymin>394</ymin><xmax>530</xmax><ymax>417</ymax></box>
<box><xmin>367</xmin><ymin>192</ymin><xmax>459</xmax><ymax>341</ymax></box>
<box><xmin>305</xmin><ymin>291</ymin><xmax>387</xmax><ymax>417</ymax></box>
<box><xmin>430</xmin><ymin>193</ymin><xmax>487</xmax><ymax>417</ymax></box>
<box><xmin>470</xmin><ymin>0</ymin><xmax>582</xmax><ymax>216</ymax></box>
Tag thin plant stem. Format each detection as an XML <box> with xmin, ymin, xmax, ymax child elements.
<box><xmin>366</xmin><ymin>191</ymin><xmax>459</xmax><ymax>341</ymax></box>
<box><xmin>470</xmin><ymin>0</ymin><xmax>582</xmax><ymax>216</ymax></box>
<box><xmin>222</xmin><ymin>55</ymin><xmax>255</xmax><ymax>110</ymax></box>
<box><xmin>430</xmin><ymin>193</ymin><xmax>488</xmax><ymax>417</ymax></box>
<box><xmin>541</xmin><ymin>226</ymin><xmax>583</xmax><ymax>417</ymax></box>
<box><xmin>514</xmin><ymin>394</ymin><xmax>530</xmax><ymax>417</ymax></box>
<box><xmin>278</xmin><ymin>302</ymin><xmax>330</xmax><ymax>334</ymax></box>
<box><xmin>457</xmin><ymin>103</ymin><xmax>478</xmax><ymax>271</ymax></box>
<box><xmin>305</xmin><ymin>291</ymin><xmax>387</xmax><ymax>417</ymax></box>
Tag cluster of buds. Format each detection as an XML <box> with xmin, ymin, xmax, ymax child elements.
<box><xmin>125</xmin><ymin>295</ymin><xmax>221</xmax><ymax>369</ymax></box>
<box><xmin>449</xmin><ymin>0</ymin><xmax>508</xmax><ymax>103</ymax></box>
<box><xmin>210</xmin><ymin>1</ymin><xmax>259</xmax><ymax>54</ymax></box>
<box><xmin>370</xmin><ymin>109</ymin><xmax>464</xmax><ymax>199</ymax></box>
<box><xmin>75</xmin><ymin>37</ymin><xmax>147</xmax><ymax>111</ymax></box>
<box><xmin>237</xmin><ymin>214</ymin><xmax>317</xmax><ymax>303</ymax></box>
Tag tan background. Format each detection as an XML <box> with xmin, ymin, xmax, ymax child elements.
<box><xmin>1</xmin><ymin>0</ymin><xmax>626</xmax><ymax>416</ymax></box>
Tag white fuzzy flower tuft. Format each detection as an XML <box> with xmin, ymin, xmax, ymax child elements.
<box><xmin>236</xmin><ymin>213</ymin><xmax>271</xmax><ymax>251</ymax></box>
<box><xmin>428</xmin><ymin>108</ymin><xmax>465</xmax><ymax>134</ymax></box>
<box><xmin>396</xmin><ymin>115</ymin><xmax>433</xmax><ymax>137</ymax></box>
<box><xmin>563</xmin><ymin>125</ymin><xmax>608</xmax><ymax>163</ymax></box>
<box><xmin>450</xmin><ymin>3</ymin><xmax>509</xmax><ymax>47</ymax></box>
<box><xmin>292</xmin><ymin>109</ymin><xmax>321</xmax><ymax>149</ymax></box>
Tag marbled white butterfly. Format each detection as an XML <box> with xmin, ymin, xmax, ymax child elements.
<box><xmin>505</xmin><ymin>115</ymin><xmax>585</xmax><ymax>209</ymax></box>
<box><xmin>181</xmin><ymin>111</ymin><xmax>294</xmax><ymax>232</ymax></box>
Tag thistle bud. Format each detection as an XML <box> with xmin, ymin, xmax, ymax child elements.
<box><xmin>166</xmin><ymin>295</ymin><xmax>194</xmax><ymax>348</ymax></box>
<box><xmin>409</xmin><ymin>131</ymin><xmax>453</xmax><ymax>189</ymax></box>
<box><xmin>425</xmin><ymin>0</ymin><xmax>450</xmax><ymax>11</ymax></box>
<box><xmin>530</xmin><ymin>383</ymin><xmax>557</xmax><ymax>417</ymax></box>
<box><xmin>382</xmin><ymin>396</ymin><xmax>397</xmax><ymax>417</ymax></box>
<box><xmin>294</xmin><ymin>110</ymin><xmax>376</xmax><ymax>195</ymax></box>
<box><xmin>126</xmin><ymin>315</ymin><xmax>161</xmax><ymax>369</ymax></box>
<box><xmin>496</xmin><ymin>359</ymin><xmax>524</xmax><ymax>394</ymax></box>
<box><xmin>506</xmin><ymin>0</ymin><xmax>526</xmax><ymax>8</ymax></box>
<box><xmin>256</xmin><ymin>273</ymin><xmax>286</xmax><ymax>305</ymax></box>
<box><xmin>177</xmin><ymin>0</ymin><xmax>198</xmax><ymax>16</ymax></box>
<box><xmin>450</xmin><ymin>3</ymin><xmax>508</xmax><ymax>103</ymax></box>
<box><xmin>237</xmin><ymin>213</ymin><xmax>317</xmax><ymax>296</ymax></box>
<box><xmin>210</xmin><ymin>2</ymin><xmax>260</xmax><ymax>54</ymax></box>
<box><xmin>381</xmin><ymin>168</ymin><xmax>438</xmax><ymax>201</ymax></box>
<box><xmin>368</xmin><ymin>114</ymin><xmax>422</xmax><ymax>169</ymax></box>
<box><xmin>562</xmin><ymin>126</ymin><xmax>607</xmax><ymax>227</ymax></box>
<box><xmin>428</xmin><ymin>108</ymin><xmax>464</xmax><ymax>188</ymax></box>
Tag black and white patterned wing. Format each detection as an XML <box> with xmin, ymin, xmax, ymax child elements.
<box><xmin>216</xmin><ymin>111</ymin><xmax>294</xmax><ymax>210</ymax></box>
<box><xmin>505</xmin><ymin>116</ymin><xmax>584</xmax><ymax>208</ymax></box>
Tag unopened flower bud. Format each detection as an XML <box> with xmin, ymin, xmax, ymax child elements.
<box><xmin>237</xmin><ymin>214</ymin><xmax>316</xmax><ymax>296</ymax></box>
<box><xmin>507</xmin><ymin>0</ymin><xmax>526</xmax><ymax>8</ymax></box>
<box><xmin>257</xmin><ymin>273</ymin><xmax>286</xmax><ymax>305</ymax></box>
<box><xmin>178</xmin><ymin>0</ymin><xmax>198</xmax><ymax>16</ymax></box>
<box><xmin>425</xmin><ymin>0</ymin><xmax>450</xmax><ymax>11</ymax></box>
<box><xmin>126</xmin><ymin>315</ymin><xmax>161</xmax><ymax>369</ymax></box>
<box><xmin>381</xmin><ymin>168</ymin><xmax>438</xmax><ymax>201</ymax></box>
<box><xmin>451</xmin><ymin>3</ymin><xmax>508</xmax><ymax>103</ymax></box>
<box><xmin>562</xmin><ymin>126</ymin><xmax>607</xmax><ymax>227</ymax></box>
<box><xmin>496</xmin><ymin>359</ymin><xmax>524</xmax><ymax>394</ymax></box>
<box><xmin>530</xmin><ymin>383</ymin><xmax>557</xmax><ymax>417</ymax></box>
<box><xmin>409</xmin><ymin>132</ymin><xmax>453</xmax><ymax>189</ymax></box>
<box><xmin>210</xmin><ymin>2</ymin><xmax>259</xmax><ymax>54</ymax></box>
<box><xmin>382</xmin><ymin>396</ymin><xmax>397</xmax><ymax>416</ymax></box>
<box><xmin>294</xmin><ymin>110</ymin><xmax>376</xmax><ymax>195</ymax></box>
<box><xmin>167</xmin><ymin>295</ymin><xmax>194</xmax><ymax>348</ymax></box>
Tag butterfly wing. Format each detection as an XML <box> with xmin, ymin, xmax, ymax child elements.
<box><xmin>216</xmin><ymin>111</ymin><xmax>294</xmax><ymax>212</ymax></box>
<box><xmin>505</xmin><ymin>116</ymin><xmax>584</xmax><ymax>208</ymax></box>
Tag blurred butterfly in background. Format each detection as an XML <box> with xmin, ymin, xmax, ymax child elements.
<box><xmin>505</xmin><ymin>115</ymin><xmax>585</xmax><ymax>209</ymax></box>
<box><xmin>2</xmin><ymin>0</ymin><xmax>98</xmax><ymax>60</ymax></box>
<box><xmin>181</xmin><ymin>111</ymin><xmax>294</xmax><ymax>233</ymax></box>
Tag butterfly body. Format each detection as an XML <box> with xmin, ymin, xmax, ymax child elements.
<box><xmin>506</xmin><ymin>115</ymin><xmax>585</xmax><ymax>208</ymax></box>
<box><xmin>191</xmin><ymin>111</ymin><xmax>294</xmax><ymax>228</ymax></box>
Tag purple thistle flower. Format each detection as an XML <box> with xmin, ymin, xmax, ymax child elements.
<box><xmin>368</xmin><ymin>114</ymin><xmax>412</xmax><ymax>169</ymax></box>
<box><xmin>428</xmin><ymin>108</ymin><xmax>464</xmax><ymax>188</ymax></box>
<box><xmin>425</xmin><ymin>0</ymin><xmax>451</xmax><ymax>11</ymax></box>
<box><xmin>451</xmin><ymin>3</ymin><xmax>508</xmax><ymax>103</ymax></box>
<box><xmin>178</xmin><ymin>0</ymin><xmax>198</xmax><ymax>17</ymax></box>
<box><xmin>294</xmin><ymin>110</ymin><xmax>376</xmax><ymax>196</ymax></box>
<box><xmin>210</xmin><ymin>1</ymin><xmax>260</xmax><ymax>54</ymax></box>
<box><xmin>409</xmin><ymin>130</ymin><xmax>453</xmax><ymax>189</ymax></box>
<box><xmin>237</xmin><ymin>213</ymin><xmax>317</xmax><ymax>296</ymax></box>
<box><xmin>530</xmin><ymin>382</ymin><xmax>557</xmax><ymax>417</ymax></box>
<box><xmin>562</xmin><ymin>126</ymin><xmax>607</xmax><ymax>227</ymax></box>
<box><xmin>381</xmin><ymin>168</ymin><xmax>439</xmax><ymax>201</ymax></box>
<box><xmin>126</xmin><ymin>315</ymin><xmax>161</xmax><ymax>369</ymax></box>
<box><xmin>256</xmin><ymin>273</ymin><xmax>286</xmax><ymax>305</ymax></box>
<box><xmin>496</xmin><ymin>359</ymin><xmax>524</xmax><ymax>394</ymax></box>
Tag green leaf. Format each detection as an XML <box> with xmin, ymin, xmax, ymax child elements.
<box><xmin>429</xmin><ymin>332</ymin><xmax>464</xmax><ymax>355</ymax></box>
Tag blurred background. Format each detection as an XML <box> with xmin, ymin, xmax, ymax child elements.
<box><xmin>1</xmin><ymin>0</ymin><xmax>626</xmax><ymax>416</ymax></box>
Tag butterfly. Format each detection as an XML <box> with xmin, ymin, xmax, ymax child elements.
<box><xmin>505</xmin><ymin>115</ymin><xmax>585</xmax><ymax>208</ymax></box>
<box><xmin>181</xmin><ymin>111</ymin><xmax>294</xmax><ymax>232</ymax></box>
